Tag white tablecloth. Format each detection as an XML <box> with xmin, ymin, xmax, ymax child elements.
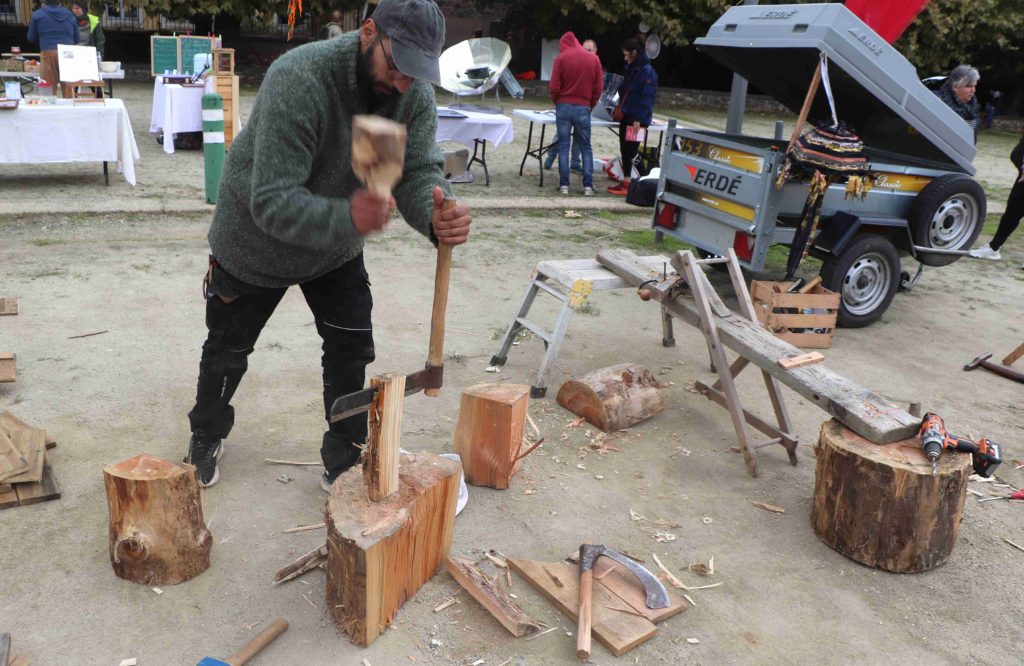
<box><xmin>512</xmin><ymin>108</ymin><xmax>669</xmax><ymax>133</ymax></box>
<box><xmin>150</xmin><ymin>76</ymin><xmax>212</xmax><ymax>154</ymax></box>
<box><xmin>436</xmin><ymin>108</ymin><xmax>514</xmax><ymax>148</ymax></box>
<box><xmin>0</xmin><ymin>98</ymin><xmax>140</xmax><ymax>185</ymax></box>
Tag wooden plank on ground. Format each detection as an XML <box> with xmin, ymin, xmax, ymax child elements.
<box><xmin>0</xmin><ymin>298</ymin><xmax>17</xmax><ymax>315</ymax></box>
<box><xmin>446</xmin><ymin>556</ymin><xmax>540</xmax><ymax>637</ymax></box>
<box><xmin>0</xmin><ymin>430</ymin><xmax>29</xmax><ymax>483</ymax></box>
<box><xmin>0</xmin><ymin>353</ymin><xmax>14</xmax><ymax>383</ymax></box>
<box><xmin>1003</xmin><ymin>342</ymin><xmax>1024</xmax><ymax>367</ymax></box>
<box><xmin>0</xmin><ymin>483</ymin><xmax>18</xmax><ymax>509</ymax></box>
<box><xmin>596</xmin><ymin>249</ymin><xmax>920</xmax><ymax>444</ymax></box>
<box><xmin>508</xmin><ymin>558</ymin><xmax>657</xmax><ymax>656</ymax></box>
<box><xmin>3</xmin><ymin>425</ymin><xmax>45</xmax><ymax>484</ymax></box>
<box><xmin>1</xmin><ymin>413</ymin><xmax>58</xmax><ymax>450</ymax></box>
<box><xmin>593</xmin><ymin>557</ymin><xmax>687</xmax><ymax>624</ymax></box>
<box><xmin>15</xmin><ymin>451</ymin><xmax>60</xmax><ymax>506</ymax></box>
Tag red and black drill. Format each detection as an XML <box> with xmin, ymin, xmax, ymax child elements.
<box><xmin>918</xmin><ymin>412</ymin><xmax>1002</xmax><ymax>477</ymax></box>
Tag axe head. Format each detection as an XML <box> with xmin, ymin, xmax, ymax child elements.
<box><xmin>963</xmin><ymin>352</ymin><xmax>992</xmax><ymax>370</ymax></box>
<box><xmin>578</xmin><ymin>543</ymin><xmax>670</xmax><ymax>609</ymax></box>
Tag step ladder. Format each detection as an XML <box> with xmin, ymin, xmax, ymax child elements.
<box><xmin>489</xmin><ymin>256</ymin><xmax>674</xmax><ymax>397</ymax></box>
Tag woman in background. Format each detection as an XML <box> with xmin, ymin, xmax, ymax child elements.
<box><xmin>70</xmin><ymin>1</ymin><xmax>104</xmax><ymax>57</ymax></box>
<box><xmin>935</xmin><ymin>64</ymin><xmax>979</xmax><ymax>143</ymax></box>
<box><xmin>608</xmin><ymin>38</ymin><xmax>657</xmax><ymax>195</ymax></box>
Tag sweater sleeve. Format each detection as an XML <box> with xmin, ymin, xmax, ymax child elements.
<box><xmin>638</xmin><ymin>67</ymin><xmax>657</xmax><ymax>126</ymax></box>
<box><xmin>248</xmin><ymin>62</ymin><xmax>359</xmax><ymax>250</ymax></box>
<box><xmin>393</xmin><ymin>82</ymin><xmax>449</xmax><ymax>243</ymax></box>
<box><xmin>591</xmin><ymin>62</ymin><xmax>602</xmax><ymax>108</ymax></box>
<box><xmin>27</xmin><ymin>18</ymin><xmax>37</xmax><ymax>46</ymax></box>
<box><xmin>93</xmin><ymin>24</ymin><xmax>105</xmax><ymax>57</ymax></box>
<box><xmin>549</xmin><ymin>57</ymin><xmax>561</xmax><ymax>103</ymax></box>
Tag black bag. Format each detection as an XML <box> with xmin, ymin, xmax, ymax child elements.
<box><xmin>626</xmin><ymin>176</ymin><xmax>658</xmax><ymax>207</ymax></box>
<box><xmin>174</xmin><ymin>131</ymin><xmax>204</xmax><ymax>151</ymax></box>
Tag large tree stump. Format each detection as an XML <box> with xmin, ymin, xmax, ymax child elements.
<box><xmin>453</xmin><ymin>383</ymin><xmax>530</xmax><ymax>489</ymax></box>
<box><xmin>811</xmin><ymin>419</ymin><xmax>969</xmax><ymax>573</ymax></box>
<box><xmin>103</xmin><ymin>454</ymin><xmax>212</xmax><ymax>585</ymax></box>
<box><xmin>556</xmin><ymin>363</ymin><xmax>663</xmax><ymax>432</ymax></box>
<box><xmin>326</xmin><ymin>452</ymin><xmax>460</xmax><ymax>646</ymax></box>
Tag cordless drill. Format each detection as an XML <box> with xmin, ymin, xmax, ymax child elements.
<box><xmin>918</xmin><ymin>412</ymin><xmax>1002</xmax><ymax>477</ymax></box>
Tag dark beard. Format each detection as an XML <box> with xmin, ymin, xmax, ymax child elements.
<box><xmin>356</xmin><ymin>43</ymin><xmax>399</xmax><ymax>113</ymax></box>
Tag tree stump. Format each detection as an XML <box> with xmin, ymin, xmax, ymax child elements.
<box><xmin>103</xmin><ymin>454</ymin><xmax>212</xmax><ymax>585</ymax></box>
<box><xmin>811</xmin><ymin>419</ymin><xmax>969</xmax><ymax>573</ymax></box>
<box><xmin>453</xmin><ymin>383</ymin><xmax>530</xmax><ymax>489</ymax></box>
<box><xmin>326</xmin><ymin>452</ymin><xmax>460</xmax><ymax>646</ymax></box>
<box><xmin>556</xmin><ymin>363</ymin><xmax>663</xmax><ymax>432</ymax></box>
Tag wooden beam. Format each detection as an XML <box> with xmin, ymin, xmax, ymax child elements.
<box><xmin>363</xmin><ymin>372</ymin><xmax>404</xmax><ymax>501</ymax></box>
<box><xmin>596</xmin><ymin>249</ymin><xmax>919</xmax><ymax>444</ymax></box>
<box><xmin>446</xmin><ymin>556</ymin><xmax>540</xmax><ymax>637</ymax></box>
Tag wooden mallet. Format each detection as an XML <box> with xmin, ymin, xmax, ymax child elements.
<box><xmin>197</xmin><ymin>618</ymin><xmax>288</xmax><ymax>665</ymax></box>
<box><xmin>352</xmin><ymin>114</ymin><xmax>408</xmax><ymax>197</ymax></box>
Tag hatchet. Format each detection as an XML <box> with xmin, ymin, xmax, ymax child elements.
<box><xmin>197</xmin><ymin>618</ymin><xmax>288</xmax><ymax>666</ymax></box>
<box><xmin>576</xmin><ymin>544</ymin><xmax>670</xmax><ymax>660</ymax></box>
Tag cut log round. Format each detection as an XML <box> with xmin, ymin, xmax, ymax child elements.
<box><xmin>811</xmin><ymin>419</ymin><xmax>969</xmax><ymax>573</ymax></box>
<box><xmin>103</xmin><ymin>454</ymin><xmax>212</xmax><ymax>585</ymax></box>
<box><xmin>326</xmin><ymin>452</ymin><xmax>460</xmax><ymax>646</ymax></box>
<box><xmin>556</xmin><ymin>363</ymin><xmax>663</xmax><ymax>432</ymax></box>
<box><xmin>453</xmin><ymin>383</ymin><xmax>530</xmax><ymax>489</ymax></box>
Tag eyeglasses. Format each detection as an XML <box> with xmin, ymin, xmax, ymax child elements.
<box><xmin>375</xmin><ymin>32</ymin><xmax>408</xmax><ymax>80</ymax></box>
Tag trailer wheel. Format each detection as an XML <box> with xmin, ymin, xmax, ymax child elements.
<box><xmin>821</xmin><ymin>234</ymin><xmax>900</xmax><ymax>328</ymax></box>
<box><xmin>909</xmin><ymin>174</ymin><xmax>986</xmax><ymax>267</ymax></box>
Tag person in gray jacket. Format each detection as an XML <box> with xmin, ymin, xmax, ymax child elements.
<box><xmin>183</xmin><ymin>0</ymin><xmax>472</xmax><ymax>490</ymax></box>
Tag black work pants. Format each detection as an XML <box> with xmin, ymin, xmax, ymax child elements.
<box><xmin>990</xmin><ymin>177</ymin><xmax>1024</xmax><ymax>250</ymax></box>
<box><xmin>619</xmin><ymin>120</ymin><xmax>640</xmax><ymax>179</ymax></box>
<box><xmin>187</xmin><ymin>254</ymin><xmax>374</xmax><ymax>473</ymax></box>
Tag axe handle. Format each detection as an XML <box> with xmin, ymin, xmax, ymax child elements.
<box><xmin>226</xmin><ymin>618</ymin><xmax>288</xmax><ymax>666</ymax></box>
<box><xmin>425</xmin><ymin>198</ymin><xmax>457</xmax><ymax>397</ymax></box>
<box><xmin>576</xmin><ymin>569</ymin><xmax>594</xmax><ymax>660</ymax></box>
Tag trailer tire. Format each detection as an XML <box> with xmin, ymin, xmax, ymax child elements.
<box><xmin>821</xmin><ymin>234</ymin><xmax>900</xmax><ymax>328</ymax></box>
<box><xmin>909</xmin><ymin>174</ymin><xmax>986</xmax><ymax>267</ymax></box>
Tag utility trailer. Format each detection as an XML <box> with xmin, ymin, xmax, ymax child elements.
<box><xmin>653</xmin><ymin>3</ymin><xmax>985</xmax><ymax>327</ymax></box>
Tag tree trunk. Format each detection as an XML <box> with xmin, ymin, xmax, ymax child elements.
<box><xmin>326</xmin><ymin>452</ymin><xmax>460</xmax><ymax>646</ymax></box>
<box><xmin>811</xmin><ymin>419</ymin><xmax>969</xmax><ymax>573</ymax></box>
<box><xmin>453</xmin><ymin>383</ymin><xmax>530</xmax><ymax>489</ymax></box>
<box><xmin>556</xmin><ymin>363</ymin><xmax>663</xmax><ymax>432</ymax></box>
<box><xmin>103</xmin><ymin>454</ymin><xmax>212</xmax><ymax>585</ymax></box>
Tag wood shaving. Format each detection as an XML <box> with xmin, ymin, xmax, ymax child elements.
<box><xmin>752</xmin><ymin>501</ymin><xmax>786</xmax><ymax>514</ymax></box>
<box><xmin>433</xmin><ymin>598</ymin><xmax>458</xmax><ymax>613</ymax></box>
<box><xmin>485</xmin><ymin>551</ymin><xmax>508</xmax><ymax>568</ymax></box>
<box><xmin>525</xmin><ymin>626</ymin><xmax>558</xmax><ymax>641</ymax></box>
<box><xmin>653</xmin><ymin>530</ymin><xmax>677</xmax><ymax>542</ymax></box>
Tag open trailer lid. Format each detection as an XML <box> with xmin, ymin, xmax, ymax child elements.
<box><xmin>696</xmin><ymin>3</ymin><xmax>976</xmax><ymax>174</ymax></box>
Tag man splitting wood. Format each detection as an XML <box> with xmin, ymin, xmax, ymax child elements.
<box><xmin>183</xmin><ymin>0</ymin><xmax>471</xmax><ymax>489</ymax></box>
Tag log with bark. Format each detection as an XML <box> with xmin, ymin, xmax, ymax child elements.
<box><xmin>453</xmin><ymin>383</ymin><xmax>530</xmax><ymax>489</ymax></box>
<box><xmin>103</xmin><ymin>454</ymin><xmax>212</xmax><ymax>585</ymax></box>
<box><xmin>556</xmin><ymin>363</ymin><xmax>663</xmax><ymax>432</ymax></box>
<box><xmin>811</xmin><ymin>419</ymin><xmax>969</xmax><ymax>573</ymax></box>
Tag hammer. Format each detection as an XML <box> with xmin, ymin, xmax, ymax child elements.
<box><xmin>964</xmin><ymin>352</ymin><xmax>1024</xmax><ymax>385</ymax></box>
<box><xmin>197</xmin><ymin>618</ymin><xmax>288</xmax><ymax>666</ymax></box>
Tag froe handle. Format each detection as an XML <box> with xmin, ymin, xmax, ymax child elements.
<box><xmin>425</xmin><ymin>198</ymin><xmax>457</xmax><ymax>397</ymax></box>
<box><xmin>576</xmin><ymin>569</ymin><xmax>594</xmax><ymax>660</ymax></box>
<box><xmin>226</xmin><ymin>618</ymin><xmax>288</xmax><ymax>666</ymax></box>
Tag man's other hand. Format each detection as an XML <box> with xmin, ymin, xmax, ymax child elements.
<box><xmin>431</xmin><ymin>186</ymin><xmax>471</xmax><ymax>246</ymax></box>
<box><xmin>350</xmin><ymin>189</ymin><xmax>395</xmax><ymax>236</ymax></box>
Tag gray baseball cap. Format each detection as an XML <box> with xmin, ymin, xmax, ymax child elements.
<box><xmin>372</xmin><ymin>0</ymin><xmax>446</xmax><ymax>86</ymax></box>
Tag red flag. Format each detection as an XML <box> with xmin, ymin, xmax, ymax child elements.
<box><xmin>845</xmin><ymin>0</ymin><xmax>931</xmax><ymax>43</ymax></box>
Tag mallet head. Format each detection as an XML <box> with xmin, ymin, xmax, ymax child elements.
<box><xmin>964</xmin><ymin>352</ymin><xmax>993</xmax><ymax>371</ymax></box>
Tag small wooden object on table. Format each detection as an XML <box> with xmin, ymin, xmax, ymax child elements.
<box><xmin>811</xmin><ymin>419</ymin><xmax>969</xmax><ymax>573</ymax></box>
<box><xmin>750</xmin><ymin>278</ymin><xmax>839</xmax><ymax>349</ymax></box>
<box><xmin>453</xmin><ymin>382</ymin><xmax>529</xmax><ymax>489</ymax></box>
<box><xmin>556</xmin><ymin>363</ymin><xmax>663</xmax><ymax>432</ymax></box>
<box><xmin>61</xmin><ymin>80</ymin><xmax>106</xmax><ymax>101</ymax></box>
<box><xmin>212</xmin><ymin>48</ymin><xmax>235</xmax><ymax>74</ymax></box>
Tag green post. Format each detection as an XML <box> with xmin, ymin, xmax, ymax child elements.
<box><xmin>202</xmin><ymin>93</ymin><xmax>225</xmax><ymax>204</ymax></box>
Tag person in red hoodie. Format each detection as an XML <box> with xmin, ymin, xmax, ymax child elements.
<box><xmin>549</xmin><ymin>31</ymin><xmax>603</xmax><ymax>195</ymax></box>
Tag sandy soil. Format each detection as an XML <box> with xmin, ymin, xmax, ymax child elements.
<box><xmin>0</xmin><ymin>81</ymin><xmax>1022</xmax><ymax>665</ymax></box>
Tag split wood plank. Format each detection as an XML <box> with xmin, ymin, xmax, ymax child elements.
<box><xmin>1003</xmin><ymin>342</ymin><xmax>1024</xmax><ymax>367</ymax></box>
<box><xmin>508</xmin><ymin>558</ymin><xmax>657</xmax><ymax>657</ymax></box>
<box><xmin>596</xmin><ymin>248</ymin><xmax>920</xmax><ymax>444</ymax></box>
<box><xmin>2</xmin><ymin>425</ymin><xmax>45</xmax><ymax>484</ymax></box>
<box><xmin>15</xmin><ymin>451</ymin><xmax>61</xmax><ymax>506</ymax></box>
<box><xmin>0</xmin><ymin>353</ymin><xmax>14</xmax><ymax>383</ymax></box>
<box><xmin>0</xmin><ymin>430</ymin><xmax>29</xmax><ymax>483</ymax></box>
<box><xmin>592</xmin><ymin>557</ymin><xmax>687</xmax><ymax>624</ymax></box>
<box><xmin>446</xmin><ymin>556</ymin><xmax>540</xmax><ymax>637</ymax></box>
<box><xmin>363</xmin><ymin>372</ymin><xmax>404</xmax><ymax>501</ymax></box>
<box><xmin>0</xmin><ymin>298</ymin><xmax>17</xmax><ymax>315</ymax></box>
<box><xmin>777</xmin><ymin>352</ymin><xmax>825</xmax><ymax>370</ymax></box>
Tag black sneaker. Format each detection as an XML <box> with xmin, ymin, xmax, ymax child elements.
<box><xmin>321</xmin><ymin>470</ymin><xmax>337</xmax><ymax>493</ymax></box>
<box><xmin>184</xmin><ymin>434</ymin><xmax>223</xmax><ymax>488</ymax></box>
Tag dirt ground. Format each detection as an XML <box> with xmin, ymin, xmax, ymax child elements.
<box><xmin>1</xmin><ymin>81</ymin><xmax>1023</xmax><ymax>665</ymax></box>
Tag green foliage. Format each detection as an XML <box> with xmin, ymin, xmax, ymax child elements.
<box><xmin>122</xmin><ymin>0</ymin><xmax>356</xmax><ymax>20</ymax></box>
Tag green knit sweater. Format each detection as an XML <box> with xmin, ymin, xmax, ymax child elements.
<box><xmin>208</xmin><ymin>32</ymin><xmax>450</xmax><ymax>287</ymax></box>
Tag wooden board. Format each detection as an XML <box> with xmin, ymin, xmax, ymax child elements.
<box><xmin>2</xmin><ymin>424</ymin><xmax>45</xmax><ymax>484</ymax></box>
<box><xmin>597</xmin><ymin>249</ymin><xmax>920</xmax><ymax>444</ymax></box>
<box><xmin>447</xmin><ymin>556</ymin><xmax>540</xmax><ymax>637</ymax></box>
<box><xmin>14</xmin><ymin>451</ymin><xmax>60</xmax><ymax>506</ymax></box>
<box><xmin>593</xmin><ymin>557</ymin><xmax>687</xmax><ymax>624</ymax></box>
<box><xmin>508</xmin><ymin>558</ymin><xmax>657</xmax><ymax>657</ymax></box>
<box><xmin>0</xmin><ymin>430</ymin><xmax>28</xmax><ymax>483</ymax></box>
<box><xmin>778</xmin><ymin>351</ymin><xmax>825</xmax><ymax>370</ymax></box>
<box><xmin>0</xmin><ymin>483</ymin><xmax>19</xmax><ymax>509</ymax></box>
<box><xmin>0</xmin><ymin>353</ymin><xmax>14</xmax><ymax>383</ymax></box>
<box><xmin>0</xmin><ymin>298</ymin><xmax>17</xmax><ymax>315</ymax></box>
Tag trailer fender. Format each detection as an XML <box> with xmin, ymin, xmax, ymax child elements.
<box><xmin>812</xmin><ymin>212</ymin><xmax>914</xmax><ymax>257</ymax></box>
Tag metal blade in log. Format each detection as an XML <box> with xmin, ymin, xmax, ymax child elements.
<box><xmin>352</xmin><ymin>115</ymin><xmax>408</xmax><ymax>197</ymax></box>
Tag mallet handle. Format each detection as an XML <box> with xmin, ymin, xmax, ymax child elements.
<box><xmin>576</xmin><ymin>569</ymin><xmax>594</xmax><ymax>660</ymax></box>
<box><xmin>226</xmin><ymin>618</ymin><xmax>288</xmax><ymax>666</ymax></box>
<box><xmin>425</xmin><ymin>198</ymin><xmax>457</xmax><ymax>397</ymax></box>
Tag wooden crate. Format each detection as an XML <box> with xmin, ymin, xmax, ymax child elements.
<box><xmin>213</xmin><ymin>48</ymin><xmax>234</xmax><ymax>74</ymax></box>
<box><xmin>750</xmin><ymin>280</ymin><xmax>840</xmax><ymax>349</ymax></box>
<box><xmin>210</xmin><ymin>74</ymin><xmax>240</xmax><ymax>149</ymax></box>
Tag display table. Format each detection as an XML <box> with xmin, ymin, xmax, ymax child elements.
<box><xmin>0</xmin><ymin>98</ymin><xmax>140</xmax><ymax>185</ymax></box>
<box><xmin>435</xmin><ymin>107</ymin><xmax>513</xmax><ymax>186</ymax></box>
<box><xmin>150</xmin><ymin>76</ymin><xmax>212</xmax><ymax>154</ymax></box>
<box><xmin>512</xmin><ymin>109</ymin><xmax>668</xmax><ymax>187</ymax></box>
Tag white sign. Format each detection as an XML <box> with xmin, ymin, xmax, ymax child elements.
<box><xmin>57</xmin><ymin>44</ymin><xmax>100</xmax><ymax>82</ymax></box>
